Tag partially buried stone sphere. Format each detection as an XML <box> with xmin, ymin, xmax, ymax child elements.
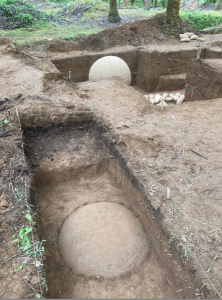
<box><xmin>58</xmin><ymin>202</ymin><xmax>149</xmax><ymax>278</ymax></box>
<box><xmin>89</xmin><ymin>56</ymin><xmax>131</xmax><ymax>86</ymax></box>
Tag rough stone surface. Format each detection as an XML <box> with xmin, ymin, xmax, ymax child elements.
<box><xmin>0</xmin><ymin>197</ymin><xmax>9</xmax><ymax>208</ymax></box>
<box><xmin>180</xmin><ymin>38</ymin><xmax>190</xmax><ymax>42</ymax></box>
<box><xmin>58</xmin><ymin>202</ymin><xmax>149</xmax><ymax>278</ymax></box>
<box><xmin>89</xmin><ymin>56</ymin><xmax>131</xmax><ymax>86</ymax></box>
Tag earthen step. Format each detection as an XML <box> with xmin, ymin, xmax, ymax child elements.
<box><xmin>155</xmin><ymin>73</ymin><xmax>187</xmax><ymax>92</ymax></box>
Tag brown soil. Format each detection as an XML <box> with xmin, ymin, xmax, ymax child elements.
<box><xmin>46</xmin><ymin>13</ymin><xmax>194</xmax><ymax>52</ymax></box>
<box><xmin>0</xmin><ymin>14</ymin><xmax>222</xmax><ymax>299</ymax></box>
<box><xmin>23</xmin><ymin>122</ymin><xmax>196</xmax><ymax>299</ymax></box>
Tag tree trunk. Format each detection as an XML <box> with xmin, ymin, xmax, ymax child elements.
<box><xmin>131</xmin><ymin>0</ymin><xmax>135</xmax><ymax>5</ymax></box>
<box><xmin>144</xmin><ymin>0</ymin><xmax>150</xmax><ymax>10</ymax></box>
<box><xmin>163</xmin><ymin>0</ymin><xmax>181</xmax><ymax>36</ymax></box>
<box><xmin>161</xmin><ymin>0</ymin><xmax>165</xmax><ymax>8</ymax></box>
<box><xmin>108</xmin><ymin>0</ymin><xmax>121</xmax><ymax>23</ymax></box>
<box><xmin>124</xmin><ymin>0</ymin><xmax>128</xmax><ymax>7</ymax></box>
<box><xmin>216</xmin><ymin>0</ymin><xmax>222</xmax><ymax>9</ymax></box>
<box><xmin>154</xmin><ymin>0</ymin><xmax>157</xmax><ymax>6</ymax></box>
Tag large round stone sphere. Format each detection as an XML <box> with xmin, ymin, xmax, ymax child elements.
<box><xmin>89</xmin><ymin>56</ymin><xmax>131</xmax><ymax>85</ymax></box>
<box><xmin>58</xmin><ymin>202</ymin><xmax>149</xmax><ymax>278</ymax></box>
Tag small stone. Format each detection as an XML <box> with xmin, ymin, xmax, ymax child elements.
<box><xmin>179</xmin><ymin>34</ymin><xmax>188</xmax><ymax>39</ymax></box>
<box><xmin>66</xmin><ymin>102</ymin><xmax>75</xmax><ymax>109</ymax></box>
<box><xmin>0</xmin><ymin>198</ymin><xmax>9</xmax><ymax>208</ymax></box>
<box><xmin>172</xmin><ymin>95</ymin><xmax>179</xmax><ymax>101</ymax></box>
<box><xmin>190</xmin><ymin>35</ymin><xmax>198</xmax><ymax>40</ymax></box>
<box><xmin>144</xmin><ymin>95</ymin><xmax>149</xmax><ymax>100</ymax></box>
<box><xmin>162</xmin><ymin>93</ymin><xmax>168</xmax><ymax>97</ymax></box>
<box><xmin>180</xmin><ymin>38</ymin><xmax>190</xmax><ymax>42</ymax></box>
<box><xmin>18</xmin><ymin>256</ymin><xmax>30</xmax><ymax>264</ymax></box>
<box><xmin>169</xmin><ymin>93</ymin><xmax>174</xmax><ymax>98</ymax></box>
<box><xmin>176</xmin><ymin>95</ymin><xmax>185</xmax><ymax>105</ymax></box>
<box><xmin>0</xmin><ymin>208</ymin><xmax>10</xmax><ymax>214</ymax></box>
<box><xmin>30</xmin><ymin>275</ymin><xmax>41</xmax><ymax>285</ymax></box>
<box><xmin>184</xmin><ymin>32</ymin><xmax>194</xmax><ymax>37</ymax></box>
<box><xmin>149</xmin><ymin>94</ymin><xmax>155</xmax><ymax>99</ymax></box>
<box><xmin>198</xmin><ymin>38</ymin><xmax>205</xmax><ymax>42</ymax></box>
<box><xmin>26</xmin><ymin>271</ymin><xmax>32</xmax><ymax>276</ymax></box>
<box><xmin>154</xmin><ymin>94</ymin><xmax>161</xmax><ymax>104</ymax></box>
<box><xmin>165</xmin><ymin>97</ymin><xmax>173</xmax><ymax>101</ymax></box>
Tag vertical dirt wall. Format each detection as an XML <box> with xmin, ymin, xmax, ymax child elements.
<box><xmin>136</xmin><ymin>48</ymin><xmax>198</xmax><ymax>92</ymax></box>
<box><xmin>185</xmin><ymin>59</ymin><xmax>222</xmax><ymax>101</ymax></box>
<box><xmin>52</xmin><ymin>47</ymin><xmax>138</xmax><ymax>84</ymax></box>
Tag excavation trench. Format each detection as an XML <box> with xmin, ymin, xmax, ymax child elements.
<box><xmin>23</xmin><ymin>119</ymin><xmax>197</xmax><ymax>299</ymax></box>
<box><xmin>51</xmin><ymin>46</ymin><xmax>194</xmax><ymax>92</ymax></box>
<box><xmin>51</xmin><ymin>45</ymin><xmax>222</xmax><ymax>100</ymax></box>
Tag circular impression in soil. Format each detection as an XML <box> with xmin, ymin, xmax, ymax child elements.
<box><xmin>58</xmin><ymin>202</ymin><xmax>149</xmax><ymax>278</ymax></box>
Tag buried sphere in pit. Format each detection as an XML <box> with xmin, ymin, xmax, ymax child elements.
<box><xmin>58</xmin><ymin>202</ymin><xmax>149</xmax><ymax>278</ymax></box>
<box><xmin>89</xmin><ymin>56</ymin><xmax>131</xmax><ymax>86</ymax></box>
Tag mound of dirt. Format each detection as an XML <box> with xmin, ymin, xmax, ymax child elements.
<box><xmin>200</xmin><ymin>23</ymin><xmax>222</xmax><ymax>34</ymax></box>
<box><xmin>46</xmin><ymin>13</ymin><xmax>194</xmax><ymax>52</ymax></box>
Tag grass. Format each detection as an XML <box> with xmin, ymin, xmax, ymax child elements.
<box><xmin>0</xmin><ymin>22</ymin><xmax>100</xmax><ymax>44</ymax></box>
<box><xmin>1</xmin><ymin>0</ymin><xmax>222</xmax><ymax>46</ymax></box>
<box><xmin>180</xmin><ymin>10</ymin><xmax>222</xmax><ymax>30</ymax></box>
<box><xmin>0</xmin><ymin>4</ymin><xmax>157</xmax><ymax>45</ymax></box>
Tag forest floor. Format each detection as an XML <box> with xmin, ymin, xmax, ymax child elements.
<box><xmin>0</xmin><ymin>3</ymin><xmax>160</xmax><ymax>44</ymax></box>
<box><xmin>0</xmin><ymin>8</ymin><xmax>222</xmax><ymax>300</ymax></box>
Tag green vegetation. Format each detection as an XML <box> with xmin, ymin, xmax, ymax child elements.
<box><xmin>0</xmin><ymin>23</ymin><xmax>100</xmax><ymax>44</ymax></box>
<box><xmin>180</xmin><ymin>10</ymin><xmax>222</xmax><ymax>30</ymax></box>
<box><xmin>0</xmin><ymin>0</ymin><xmax>222</xmax><ymax>44</ymax></box>
<box><xmin>12</xmin><ymin>213</ymin><xmax>45</xmax><ymax>259</ymax></box>
<box><xmin>0</xmin><ymin>0</ymin><xmax>47</xmax><ymax>29</ymax></box>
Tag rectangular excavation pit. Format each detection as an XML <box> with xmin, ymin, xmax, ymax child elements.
<box><xmin>51</xmin><ymin>47</ymin><xmax>138</xmax><ymax>85</ymax></box>
<box><xmin>23</xmin><ymin>121</ymin><xmax>197</xmax><ymax>299</ymax></box>
<box><xmin>51</xmin><ymin>46</ymin><xmax>202</xmax><ymax>93</ymax></box>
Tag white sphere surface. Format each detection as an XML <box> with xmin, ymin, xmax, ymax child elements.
<box><xmin>89</xmin><ymin>56</ymin><xmax>131</xmax><ymax>85</ymax></box>
<box><xmin>58</xmin><ymin>202</ymin><xmax>149</xmax><ymax>278</ymax></box>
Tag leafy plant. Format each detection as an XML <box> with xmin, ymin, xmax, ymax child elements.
<box><xmin>0</xmin><ymin>0</ymin><xmax>47</xmax><ymax>29</ymax></box>
<box><xmin>13</xmin><ymin>263</ymin><xmax>25</xmax><ymax>273</ymax></box>
<box><xmin>180</xmin><ymin>11</ymin><xmax>222</xmax><ymax>30</ymax></box>
<box><xmin>15</xmin><ymin>187</ymin><xmax>24</xmax><ymax>204</ymax></box>
<box><xmin>12</xmin><ymin>214</ymin><xmax>45</xmax><ymax>259</ymax></box>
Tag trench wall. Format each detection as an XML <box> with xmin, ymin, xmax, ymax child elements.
<box><xmin>136</xmin><ymin>48</ymin><xmax>199</xmax><ymax>92</ymax></box>
<box><xmin>52</xmin><ymin>47</ymin><xmax>138</xmax><ymax>84</ymax></box>
<box><xmin>52</xmin><ymin>46</ymin><xmax>222</xmax><ymax>99</ymax></box>
<box><xmin>185</xmin><ymin>59</ymin><xmax>222</xmax><ymax>101</ymax></box>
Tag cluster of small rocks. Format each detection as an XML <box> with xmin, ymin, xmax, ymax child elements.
<box><xmin>180</xmin><ymin>32</ymin><xmax>205</xmax><ymax>42</ymax></box>
<box><xmin>144</xmin><ymin>92</ymin><xmax>185</xmax><ymax>107</ymax></box>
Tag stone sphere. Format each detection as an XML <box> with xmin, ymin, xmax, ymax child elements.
<box><xmin>58</xmin><ymin>202</ymin><xmax>149</xmax><ymax>278</ymax></box>
<box><xmin>89</xmin><ymin>56</ymin><xmax>131</xmax><ymax>85</ymax></box>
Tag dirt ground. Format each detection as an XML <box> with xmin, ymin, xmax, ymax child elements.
<box><xmin>0</xmin><ymin>15</ymin><xmax>222</xmax><ymax>299</ymax></box>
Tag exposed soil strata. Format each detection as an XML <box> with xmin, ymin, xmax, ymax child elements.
<box><xmin>23</xmin><ymin>121</ymin><xmax>198</xmax><ymax>299</ymax></box>
<box><xmin>185</xmin><ymin>59</ymin><xmax>222</xmax><ymax>101</ymax></box>
<box><xmin>52</xmin><ymin>47</ymin><xmax>138</xmax><ymax>84</ymax></box>
<box><xmin>1</xmin><ymin>15</ymin><xmax>222</xmax><ymax>300</ymax></box>
<box><xmin>136</xmin><ymin>46</ymin><xmax>198</xmax><ymax>92</ymax></box>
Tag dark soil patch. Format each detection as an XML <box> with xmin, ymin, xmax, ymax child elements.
<box><xmin>23</xmin><ymin>121</ymin><xmax>197</xmax><ymax>299</ymax></box>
